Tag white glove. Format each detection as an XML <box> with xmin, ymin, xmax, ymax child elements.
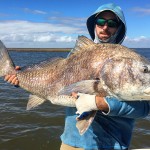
<box><xmin>75</xmin><ymin>93</ymin><xmax>98</xmax><ymax>115</ymax></box>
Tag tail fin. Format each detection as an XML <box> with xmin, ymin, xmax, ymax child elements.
<box><xmin>0</xmin><ymin>40</ymin><xmax>15</xmax><ymax>77</ymax></box>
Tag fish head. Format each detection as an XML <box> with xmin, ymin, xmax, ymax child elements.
<box><xmin>100</xmin><ymin>57</ymin><xmax>150</xmax><ymax>101</ymax></box>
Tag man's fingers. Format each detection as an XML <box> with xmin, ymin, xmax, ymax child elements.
<box><xmin>4</xmin><ymin>75</ymin><xmax>11</xmax><ymax>81</ymax></box>
<box><xmin>14</xmin><ymin>80</ymin><xmax>19</xmax><ymax>85</ymax></box>
<box><xmin>4</xmin><ymin>66</ymin><xmax>20</xmax><ymax>86</ymax></box>
<box><xmin>15</xmin><ymin>66</ymin><xmax>21</xmax><ymax>70</ymax></box>
<box><xmin>71</xmin><ymin>92</ymin><xmax>78</xmax><ymax>98</ymax></box>
<box><xmin>75</xmin><ymin>111</ymin><xmax>80</xmax><ymax>115</ymax></box>
<box><xmin>12</xmin><ymin>77</ymin><xmax>19</xmax><ymax>85</ymax></box>
<box><xmin>6</xmin><ymin>75</ymin><xmax>17</xmax><ymax>84</ymax></box>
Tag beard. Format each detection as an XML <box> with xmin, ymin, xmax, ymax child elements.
<box><xmin>99</xmin><ymin>30</ymin><xmax>112</xmax><ymax>39</ymax></box>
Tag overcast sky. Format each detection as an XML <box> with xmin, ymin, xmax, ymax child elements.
<box><xmin>0</xmin><ymin>0</ymin><xmax>150</xmax><ymax>48</ymax></box>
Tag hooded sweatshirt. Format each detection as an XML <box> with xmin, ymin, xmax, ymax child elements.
<box><xmin>61</xmin><ymin>3</ymin><xmax>149</xmax><ymax>150</ymax></box>
<box><xmin>86</xmin><ymin>3</ymin><xmax>126</xmax><ymax>44</ymax></box>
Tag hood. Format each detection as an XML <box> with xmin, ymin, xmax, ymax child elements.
<box><xmin>86</xmin><ymin>3</ymin><xmax>126</xmax><ymax>44</ymax></box>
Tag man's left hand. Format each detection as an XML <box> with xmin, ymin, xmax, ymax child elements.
<box><xmin>71</xmin><ymin>92</ymin><xmax>98</xmax><ymax>119</ymax></box>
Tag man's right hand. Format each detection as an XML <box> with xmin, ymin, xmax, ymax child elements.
<box><xmin>4</xmin><ymin>66</ymin><xmax>20</xmax><ymax>86</ymax></box>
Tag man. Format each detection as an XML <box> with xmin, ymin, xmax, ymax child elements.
<box><xmin>60</xmin><ymin>3</ymin><xmax>149</xmax><ymax>150</ymax></box>
<box><xmin>5</xmin><ymin>3</ymin><xmax>149</xmax><ymax>150</ymax></box>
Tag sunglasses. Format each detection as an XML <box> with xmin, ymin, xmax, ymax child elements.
<box><xmin>95</xmin><ymin>18</ymin><xmax>119</xmax><ymax>28</ymax></box>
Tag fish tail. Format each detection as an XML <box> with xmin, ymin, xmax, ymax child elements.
<box><xmin>0</xmin><ymin>40</ymin><xmax>15</xmax><ymax>76</ymax></box>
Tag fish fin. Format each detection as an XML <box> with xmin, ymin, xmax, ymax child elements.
<box><xmin>27</xmin><ymin>95</ymin><xmax>46</xmax><ymax>110</ymax></box>
<box><xmin>58</xmin><ymin>80</ymin><xmax>101</xmax><ymax>95</ymax></box>
<box><xmin>76</xmin><ymin>110</ymin><xmax>97</xmax><ymax>135</ymax></box>
<box><xmin>0</xmin><ymin>40</ymin><xmax>15</xmax><ymax>76</ymax></box>
<box><xmin>71</xmin><ymin>36</ymin><xmax>95</xmax><ymax>54</ymax></box>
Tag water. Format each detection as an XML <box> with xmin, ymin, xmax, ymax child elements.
<box><xmin>0</xmin><ymin>49</ymin><xmax>150</xmax><ymax>150</ymax></box>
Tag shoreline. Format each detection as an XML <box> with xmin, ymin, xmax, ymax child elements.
<box><xmin>7</xmin><ymin>48</ymin><xmax>72</xmax><ymax>52</ymax></box>
<box><xmin>7</xmin><ymin>48</ymin><xmax>150</xmax><ymax>52</ymax></box>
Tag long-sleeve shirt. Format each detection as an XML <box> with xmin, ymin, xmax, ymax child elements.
<box><xmin>61</xmin><ymin>97</ymin><xmax>149</xmax><ymax>149</ymax></box>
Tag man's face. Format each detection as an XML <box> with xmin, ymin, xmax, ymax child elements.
<box><xmin>95</xmin><ymin>11</ymin><xmax>119</xmax><ymax>41</ymax></box>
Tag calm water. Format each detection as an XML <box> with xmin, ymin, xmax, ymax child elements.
<box><xmin>0</xmin><ymin>49</ymin><xmax>150</xmax><ymax>150</ymax></box>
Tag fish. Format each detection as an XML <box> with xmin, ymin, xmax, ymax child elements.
<box><xmin>0</xmin><ymin>36</ymin><xmax>150</xmax><ymax>135</ymax></box>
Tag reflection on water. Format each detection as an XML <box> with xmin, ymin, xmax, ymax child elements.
<box><xmin>0</xmin><ymin>85</ymin><xmax>65</xmax><ymax>150</ymax></box>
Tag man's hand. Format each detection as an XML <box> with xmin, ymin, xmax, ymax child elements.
<box><xmin>71</xmin><ymin>92</ymin><xmax>98</xmax><ymax>120</ymax></box>
<box><xmin>71</xmin><ymin>92</ymin><xmax>109</xmax><ymax>120</ymax></box>
<box><xmin>72</xmin><ymin>92</ymin><xmax>98</xmax><ymax>114</ymax></box>
<box><xmin>4</xmin><ymin>66</ymin><xmax>20</xmax><ymax>86</ymax></box>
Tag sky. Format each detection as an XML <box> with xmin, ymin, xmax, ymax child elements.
<box><xmin>0</xmin><ymin>0</ymin><xmax>150</xmax><ymax>48</ymax></box>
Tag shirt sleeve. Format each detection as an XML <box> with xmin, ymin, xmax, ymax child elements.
<box><xmin>103</xmin><ymin>96</ymin><xmax>150</xmax><ymax>119</ymax></box>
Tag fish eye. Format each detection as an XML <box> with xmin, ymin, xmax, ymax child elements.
<box><xmin>143</xmin><ymin>66</ymin><xmax>149</xmax><ymax>73</ymax></box>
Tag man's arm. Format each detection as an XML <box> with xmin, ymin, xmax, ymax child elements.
<box><xmin>73</xmin><ymin>92</ymin><xmax>150</xmax><ymax>119</ymax></box>
<box><xmin>104</xmin><ymin>96</ymin><xmax>150</xmax><ymax>118</ymax></box>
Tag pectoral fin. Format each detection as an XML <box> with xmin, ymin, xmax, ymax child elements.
<box><xmin>58</xmin><ymin>80</ymin><xmax>100</xmax><ymax>95</ymax></box>
<box><xmin>76</xmin><ymin>110</ymin><xmax>97</xmax><ymax>135</ymax></box>
<box><xmin>27</xmin><ymin>94</ymin><xmax>46</xmax><ymax>110</ymax></box>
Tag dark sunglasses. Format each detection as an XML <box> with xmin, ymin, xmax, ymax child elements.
<box><xmin>95</xmin><ymin>18</ymin><xmax>119</xmax><ymax>28</ymax></box>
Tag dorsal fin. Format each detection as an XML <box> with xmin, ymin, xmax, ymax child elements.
<box><xmin>71</xmin><ymin>36</ymin><xmax>95</xmax><ymax>54</ymax></box>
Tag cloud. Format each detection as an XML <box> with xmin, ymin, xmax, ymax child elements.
<box><xmin>131</xmin><ymin>7</ymin><xmax>150</xmax><ymax>15</ymax></box>
<box><xmin>0</xmin><ymin>18</ymin><xmax>149</xmax><ymax>48</ymax></box>
<box><xmin>0</xmin><ymin>7</ymin><xmax>88</xmax><ymax>48</ymax></box>
<box><xmin>0</xmin><ymin>20</ymin><xmax>87</xmax><ymax>48</ymax></box>
<box><xmin>0</xmin><ymin>20</ymin><xmax>83</xmax><ymax>34</ymax></box>
<box><xmin>48</xmin><ymin>16</ymin><xmax>86</xmax><ymax>27</ymax></box>
<box><xmin>123</xmin><ymin>36</ymin><xmax>150</xmax><ymax>48</ymax></box>
<box><xmin>23</xmin><ymin>8</ymin><xmax>47</xmax><ymax>15</ymax></box>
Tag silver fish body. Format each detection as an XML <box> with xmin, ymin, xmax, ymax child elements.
<box><xmin>17</xmin><ymin>39</ymin><xmax>150</xmax><ymax>102</ymax></box>
<box><xmin>0</xmin><ymin>36</ymin><xmax>150</xmax><ymax>135</ymax></box>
